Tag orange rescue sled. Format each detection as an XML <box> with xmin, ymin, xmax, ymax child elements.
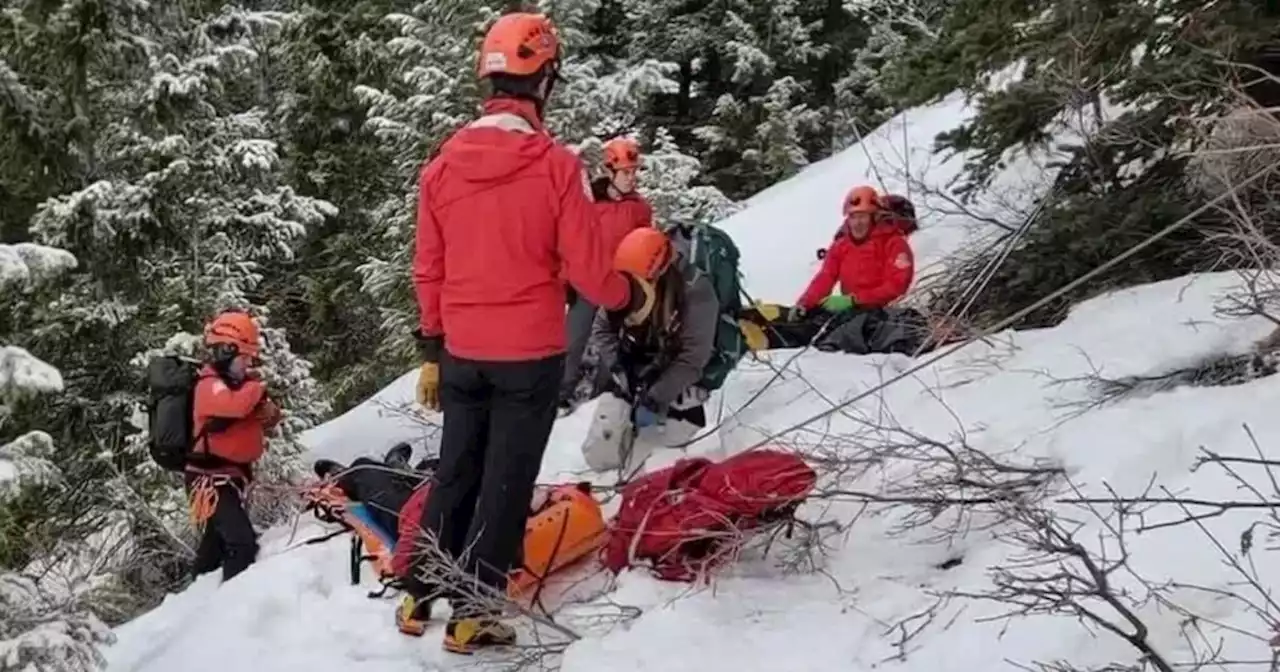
<box><xmin>302</xmin><ymin>481</ymin><xmax>606</xmax><ymax>599</ymax></box>
<box><xmin>509</xmin><ymin>483</ymin><xmax>607</xmax><ymax>597</ymax></box>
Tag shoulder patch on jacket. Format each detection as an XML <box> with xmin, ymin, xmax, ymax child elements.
<box><xmin>893</xmin><ymin>252</ymin><xmax>911</xmax><ymax>269</ymax></box>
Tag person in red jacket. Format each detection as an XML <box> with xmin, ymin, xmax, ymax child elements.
<box><xmin>559</xmin><ymin>137</ymin><xmax>655</xmax><ymax>410</ymax></box>
<box><xmin>793</xmin><ymin>185</ymin><xmax>914</xmax><ymax>317</ymax></box>
<box><xmin>403</xmin><ymin>12</ymin><xmax>647</xmax><ymax>654</ymax></box>
<box><xmin>186</xmin><ymin>310</ymin><xmax>281</xmax><ymax>582</ymax></box>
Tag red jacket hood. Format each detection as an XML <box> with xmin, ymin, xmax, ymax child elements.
<box><xmin>431</xmin><ymin>98</ymin><xmax>554</xmax><ymax>190</ymax></box>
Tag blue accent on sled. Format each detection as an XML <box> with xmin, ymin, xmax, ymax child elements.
<box><xmin>345</xmin><ymin>502</ymin><xmax>397</xmax><ymax>547</ymax></box>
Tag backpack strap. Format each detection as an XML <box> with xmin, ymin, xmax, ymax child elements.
<box><xmin>185</xmin><ymin>371</ymin><xmax>250</xmax><ymax>473</ymax></box>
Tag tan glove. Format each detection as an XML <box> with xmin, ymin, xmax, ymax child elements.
<box><xmin>752</xmin><ymin>301</ymin><xmax>783</xmax><ymax>322</ymax></box>
<box><xmin>739</xmin><ymin>319</ymin><xmax>768</xmax><ymax>352</ymax></box>
<box><xmin>416</xmin><ymin>362</ymin><xmax>440</xmax><ymax>411</ymax></box>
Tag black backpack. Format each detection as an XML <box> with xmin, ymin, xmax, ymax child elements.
<box><xmin>145</xmin><ymin>356</ymin><xmax>223</xmax><ymax>471</ymax></box>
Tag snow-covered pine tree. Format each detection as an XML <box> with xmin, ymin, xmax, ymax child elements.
<box><xmin>0</xmin><ymin>243</ymin><xmax>112</xmax><ymax>672</ymax></box>
<box><xmin>637</xmin><ymin>128</ymin><xmax>738</xmax><ymax>230</ymax></box>
<box><xmin>0</xmin><ymin>243</ymin><xmax>76</xmax><ymax>505</ymax></box>
<box><xmin>261</xmin><ymin>0</ymin><xmax>415</xmax><ymax>411</ymax></box>
<box><xmin>1</xmin><ymin>3</ymin><xmax>331</xmax><ymax>614</ymax></box>
<box><xmin>352</xmin><ymin>1</ymin><xmax>492</xmax><ymax>366</ymax></box>
<box><xmin>0</xmin><ymin>571</ymin><xmax>113</xmax><ymax>672</ymax></box>
<box><xmin>830</xmin><ymin>0</ymin><xmax>948</xmax><ymax>151</ymax></box>
<box><xmin>906</xmin><ymin>0</ymin><xmax>1277</xmax><ymax>329</ymax></box>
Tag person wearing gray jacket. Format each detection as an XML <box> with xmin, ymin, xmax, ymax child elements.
<box><xmin>589</xmin><ymin>238</ymin><xmax>720</xmax><ymax>428</ymax></box>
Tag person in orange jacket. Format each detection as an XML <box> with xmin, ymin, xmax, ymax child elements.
<box><xmin>560</xmin><ymin>137</ymin><xmax>655</xmax><ymax>409</ymax></box>
<box><xmin>185</xmin><ymin>310</ymin><xmax>281</xmax><ymax>582</ymax></box>
<box><xmin>793</xmin><ymin>185</ymin><xmax>914</xmax><ymax>317</ymax></box>
<box><xmin>403</xmin><ymin>12</ymin><xmax>648</xmax><ymax>653</ymax></box>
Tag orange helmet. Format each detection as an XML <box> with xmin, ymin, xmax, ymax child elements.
<box><xmin>613</xmin><ymin>227</ymin><xmax>673</xmax><ymax>280</ymax></box>
<box><xmin>477</xmin><ymin>13</ymin><xmax>562</xmax><ymax>78</ymax></box>
<box><xmin>203</xmin><ymin>310</ymin><xmax>260</xmax><ymax>357</ymax></box>
<box><xmin>603</xmin><ymin>138</ymin><xmax>641</xmax><ymax>171</ymax></box>
<box><xmin>844</xmin><ymin>185</ymin><xmax>880</xmax><ymax>215</ymax></box>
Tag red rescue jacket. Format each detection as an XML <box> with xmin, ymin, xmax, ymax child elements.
<box><xmin>797</xmin><ymin>223</ymin><xmax>914</xmax><ymax>311</ymax></box>
<box><xmin>187</xmin><ymin>366</ymin><xmax>280</xmax><ymax>478</ymax></box>
<box><xmin>413</xmin><ymin>97</ymin><xmax>631</xmax><ymax>361</ymax></box>
<box><xmin>594</xmin><ymin>191</ymin><xmax>653</xmax><ymax>255</ymax></box>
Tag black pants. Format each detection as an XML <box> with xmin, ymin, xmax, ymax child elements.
<box><xmin>411</xmin><ymin>351</ymin><xmax>563</xmax><ymax>614</ymax></box>
<box><xmin>186</xmin><ymin>474</ymin><xmax>257</xmax><ymax>582</ymax></box>
<box><xmin>334</xmin><ymin>457</ymin><xmax>421</xmax><ymax>534</ymax></box>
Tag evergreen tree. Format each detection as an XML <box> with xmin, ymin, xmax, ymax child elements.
<box><xmin>0</xmin><ymin>2</ymin><xmax>330</xmax><ymax>615</ymax></box>
<box><xmin>0</xmin><ymin>242</ymin><xmax>112</xmax><ymax>672</ymax></box>
<box><xmin>897</xmin><ymin>0</ymin><xmax>1278</xmax><ymax>327</ymax></box>
<box><xmin>259</xmin><ymin>0</ymin><xmax>412</xmax><ymax>410</ymax></box>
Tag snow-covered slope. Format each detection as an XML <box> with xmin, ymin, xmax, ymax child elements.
<box><xmin>726</xmin><ymin>90</ymin><xmax>1053</xmax><ymax>303</ymax></box>
<box><xmin>105</xmin><ymin>94</ymin><xmax>1280</xmax><ymax>672</ymax></box>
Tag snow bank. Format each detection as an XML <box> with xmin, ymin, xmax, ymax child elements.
<box><xmin>106</xmin><ymin>269</ymin><xmax>1280</xmax><ymax>672</ymax></box>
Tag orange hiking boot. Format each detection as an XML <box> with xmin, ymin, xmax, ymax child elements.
<box><xmin>443</xmin><ymin>616</ymin><xmax>517</xmax><ymax>654</ymax></box>
<box><xmin>395</xmin><ymin>595</ymin><xmax>433</xmax><ymax>637</ymax></box>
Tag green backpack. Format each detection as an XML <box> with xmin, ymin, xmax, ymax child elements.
<box><xmin>685</xmin><ymin>224</ymin><xmax>746</xmax><ymax>392</ymax></box>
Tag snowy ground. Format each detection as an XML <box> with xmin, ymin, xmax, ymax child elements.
<box><xmin>104</xmin><ymin>94</ymin><xmax>1280</xmax><ymax>671</ymax></box>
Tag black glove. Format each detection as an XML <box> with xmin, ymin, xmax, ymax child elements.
<box><xmin>412</xmin><ymin>329</ymin><xmax>443</xmax><ymax>364</ymax></box>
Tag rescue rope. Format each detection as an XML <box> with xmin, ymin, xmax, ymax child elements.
<box><xmin>187</xmin><ymin>474</ymin><xmax>249</xmax><ymax>533</ymax></box>
<box><xmin>908</xmin><ymin>187</ymin><xmax>1052</xmax><ymax>358</ymax></box>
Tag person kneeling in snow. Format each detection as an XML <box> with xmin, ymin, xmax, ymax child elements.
<box><xmin>588</xmin><ymin>227</ymin><xmax>719</xmax><ymax>446</ymax></box>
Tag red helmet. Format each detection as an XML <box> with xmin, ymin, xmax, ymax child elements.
<box><xmin>476</xmin><ymin>13</ymin><xmax>561</xmax><ymax>78</ymax></box>
<box><xmin>204</xmin><ymin>310</ymin><xmax>260</xmax><ymax>357</ymax></box>
<box><xmin>613</xmin><ymin>227</ymin><xmax>673</xmax><ymax>280</ymax></box>
<box><xmin>844</xmin><ymin>185</ymin><xmax>880</xmax><ymax>215</ymax></box>
<box><xmin>603</xmin><ymin>137</ymin><xmax>641</xmax><ymax>171</ymax></box>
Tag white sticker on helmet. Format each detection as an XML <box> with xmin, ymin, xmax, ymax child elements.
<box><xmin>482</xmin><ymin>52</ymin><xmax>507</xmax><ymax>72</ymax></box>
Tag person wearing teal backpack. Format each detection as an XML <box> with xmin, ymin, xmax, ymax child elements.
<box><xmin>666</xmin><ymin>220</ymin><xmax>747</xmax><ymax>394</ymax></box>
<box><xmin>587</xmin><ymin>226</ymin><xmax>727</xmax><ymax>431</ymax></box>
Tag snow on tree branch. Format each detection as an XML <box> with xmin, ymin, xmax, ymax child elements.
<box><xmin>0</xmin><ymin>347</ymin><xmax>64</xmax><ymax>399</ymax></box>
<box><xmin>0</xmin><ymin>431</ymin><xmax>61</xmax><ymax>503</ymax></box>
<box><xmin>0</xmin><ymin>244</ymin><xmax>77</xmax><ymax>289</ymax></box>
<box><xmin>0</xmin><ymin>572</ymin><xmax>113</xmax><ymax>672</ymax></box>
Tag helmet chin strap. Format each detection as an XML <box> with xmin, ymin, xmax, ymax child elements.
<box><xmin>534</xmin><ymin>63</ymin><xmax>560</xmax><ymax>119</ymax></box>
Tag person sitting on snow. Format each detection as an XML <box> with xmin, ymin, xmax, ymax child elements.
<box><xmin>796</xmin><ymin>184</ymin><xmax>914</xmax><ymax>317</ymax></box>
<box><xmin>560</xmin><ymin>137</ymin><xmax>655</xmax><ymax>411</ymax></box>
<box><xmin>590</xmin><ymin>227</ymin><xmax>719</xmax><ymax>432</ymax></box>
<box><xmin>741</xmin><ymin>189</ymin><xmax>931</xmax><ymax>355</ymax></box>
